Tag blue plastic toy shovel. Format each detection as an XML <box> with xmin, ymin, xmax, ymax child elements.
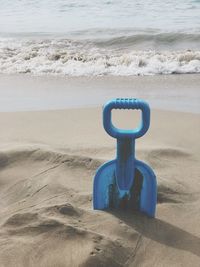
<box><xmin>93</xmin><ymin>98</ymin><xmax>157</xmax><ymax>217</ymax></box>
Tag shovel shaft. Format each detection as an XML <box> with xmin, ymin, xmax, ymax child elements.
<box><xmin>116</xmin><ymin>138</ymin><xmax>135</xmax><ymax>191</ymax></box>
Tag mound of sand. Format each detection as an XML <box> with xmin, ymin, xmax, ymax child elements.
<box><xmin>0</xmin><ymin>108</ymin><xmax>199</xmax><ymax>266</ymax></box>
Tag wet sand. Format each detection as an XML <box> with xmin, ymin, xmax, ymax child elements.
<box><xmin>0</xmin><ymin>74</ymin><xmax>199</xmax><ymax>113</ymax></box>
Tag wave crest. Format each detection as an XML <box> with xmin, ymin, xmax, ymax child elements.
<box><xmin>0</xmin><ymin>37</ymin><xmax>200</xmax><ymax>76</ymax></box>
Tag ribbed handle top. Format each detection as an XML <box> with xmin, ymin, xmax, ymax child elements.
<box><xmin>103</xmin><ymin>98</ymin><xmax>150</xmax><ymax>139</ymax></box>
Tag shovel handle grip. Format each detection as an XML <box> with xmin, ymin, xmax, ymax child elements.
<box><xmin>103</xmin><ymin>98</ymin><xmax>150</xmax><ymax>138</ymax></box>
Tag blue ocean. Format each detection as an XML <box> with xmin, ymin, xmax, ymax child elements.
<box><xmin>0</xmin><ymin>0</ymin><xmax>200</xmax><ymax>76</ymax></box>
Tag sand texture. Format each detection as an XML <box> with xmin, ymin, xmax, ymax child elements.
<box><xmin>0</xmin><ymin>108</ymin><xmax>199</xmax><ymax>266</ymax></box>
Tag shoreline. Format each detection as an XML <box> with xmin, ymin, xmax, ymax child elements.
<box><xmin>0</xmin><ymin>73</ymin><xmax>199</xmax><ymax>113</ymax></box>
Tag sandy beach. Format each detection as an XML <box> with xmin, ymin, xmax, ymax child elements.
<box><xmin>1</xmin><ymin>0</ymin><xmax>200</xmax><ymax>265</ymax></box>
<box><xmin>0</xmin><ymin>74</ymin><xmax>199</xmax><ymax>266</ymax></box>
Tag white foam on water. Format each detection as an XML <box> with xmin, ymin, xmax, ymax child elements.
<box><xmin>0</xmin><ymin>0</ymin><xmax>199</xmax><ymax>76</ymax></box>
<box><xmin>0</xmin><ymin>38</ymin><xmax>200</xmax><ymax>76</ymax></box>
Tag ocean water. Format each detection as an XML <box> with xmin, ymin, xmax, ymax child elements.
<box><xmin>0</xmin><ymin>0</ymin><xmax>200</xmax><ymax>76</ymax></box>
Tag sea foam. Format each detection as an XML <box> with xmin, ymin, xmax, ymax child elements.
<box><xmin>0</xmin><ymin>38</ymin><xmax>200</xmax><ymax>76</ymax></box>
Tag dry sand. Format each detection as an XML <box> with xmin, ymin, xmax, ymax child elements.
<box><xmin>0</xmin><ymin>106</ymin><xmax>199</xmax><ymax>267</ymax></box>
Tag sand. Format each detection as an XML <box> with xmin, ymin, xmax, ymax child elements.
<box><xmin>0</xmin><ymin>73</ymin><xmax>199</xmax><ymax>266</ymax></box>
<box><xmin>0</xmin><ymin>102</ymin><xmax>199</xmax><ymax>266</ymax></box>
<box><xmin>0</xmin><ymin>74</ymin><xmax>199</xmax><ymax>113</ymax></box>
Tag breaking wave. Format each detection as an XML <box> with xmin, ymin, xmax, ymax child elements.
<box><xmin>0</xmin><ymin>36</ymin><xmax>200</xmax><ymax>76</ymax></box>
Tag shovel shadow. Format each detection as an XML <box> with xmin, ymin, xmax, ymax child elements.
<box><xmin>109</xmin><ymin>210</ymin><xmax>200</xmax><ymax>258</ymax></box>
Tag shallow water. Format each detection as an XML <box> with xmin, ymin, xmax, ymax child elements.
<box><xmin>0</xmin><ymin>0</ymin><xmax>200</xmax><ymax>35</ymax></box>
<box><xmin>0</xmin><ymin>0</ymin><xmax>200</xmax><ymax>76</ymax></box>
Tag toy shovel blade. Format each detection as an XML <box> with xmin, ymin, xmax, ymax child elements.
<box><xmin>93</xmin><ymin>160</ymin><xmax>116</xmax><ymax>210</ymax></box>
<box><xmin>93</xmin><ymin>159</ymin><xmax>157</xmax><ymax>217</ymax></box>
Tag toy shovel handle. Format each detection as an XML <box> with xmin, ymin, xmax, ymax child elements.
<box><xmin>103</xmin><ymin>98</ymin><xmax>150</xmax><ymax>138</ymax></box>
